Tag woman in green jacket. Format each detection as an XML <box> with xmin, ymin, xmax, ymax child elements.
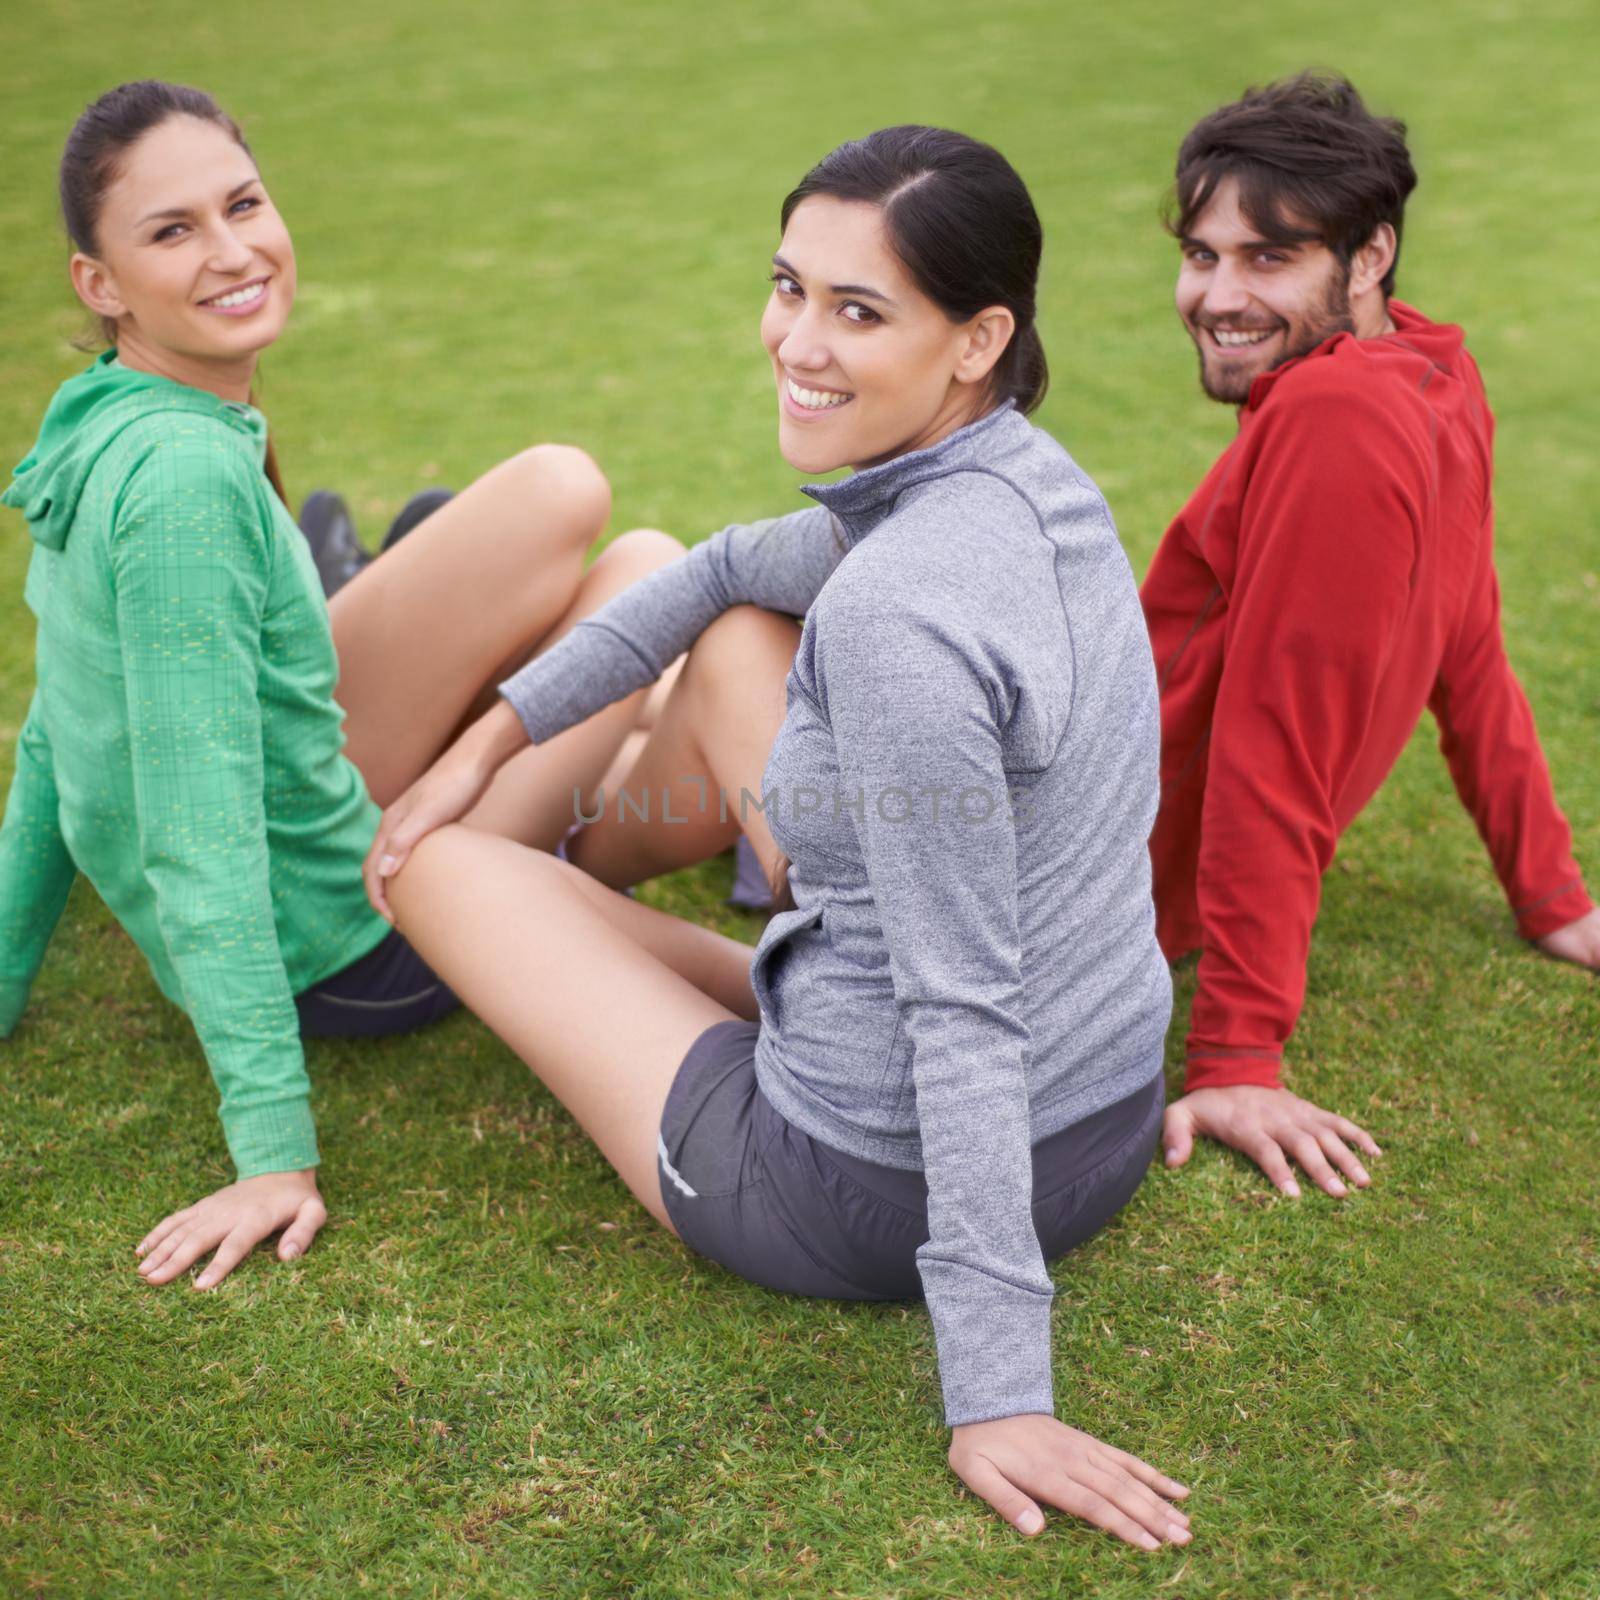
<box><xmin>0</xmin><ymin>80</ymin><xmax>718</xmax><ymax>1289</ymax></box>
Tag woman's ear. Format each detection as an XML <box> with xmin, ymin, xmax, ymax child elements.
<box><xmin>955</xmin><ymin>305</ymin><xmax>1016</xmax><ymax>388</ymax></box>
<box><xmin>70</xmin><ymin>252</ymin><xmax>127</xmax><ymax>322</ymax></box>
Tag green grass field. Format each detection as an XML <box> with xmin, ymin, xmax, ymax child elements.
<box><xmin>3</xmin><ymin>1</ymin><xmax>1598</xmax><ymax>1595</ymax></box>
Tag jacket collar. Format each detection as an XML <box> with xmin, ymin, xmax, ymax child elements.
<box><xmin>800</xmin><ymin>399</ymin><xmax>1025</xmax><ymax>549</ymax></box>
<box><xmin>1242</xmin><ymin>300</ymin><xmax>1462</xmax><ymax>412</ymax></box>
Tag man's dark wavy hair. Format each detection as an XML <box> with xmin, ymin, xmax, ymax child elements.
<box><xmin>1168</xmin><ymin>72</ymin><xmax>1417</xmax><ymax>296</ymax></box>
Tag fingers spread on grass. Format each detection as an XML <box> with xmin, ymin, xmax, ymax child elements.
<box><xmin>1331</xmin><ymin>1115</ymin><xmax>1382</xmax><ymax>1158</ymax></box>
<box><xmin>137</xmin><ymin>1222</ymin><xmax>197</xmax><ymax>1279</ymax></box>
<box><xmin>1246</xmin><ymin>1136</ymin><xmax>1301</xmax><ymax>1197</ymax></box>
<box><xmin>1105</xmin><ymin>1461</ymin><xmax>1189</xmax><ymax>1526</ymax></box>
<box><xmin>194</xmin><ymin>1224</ymin><xmax>266</xmax><ymax>1289</ymax></box>
<box><xmin>1317</xmin><ymin>1128</ymin><xmax>1371</xmax><ymax>1187</ymax></box>
<box><xmin>1080</xmin><ymin>1461</ymin><xmax>1190</xmax><ymax>1544</ymax></box>
<box><xmin>136</xmin><ymin>1208</ymin><xmax>194</xmax><ymax>1257</ymax></box>
<box><xmin>1287</xmin><ymin>1132</ymin><xmax>1347</xmax><ymax>1197</ymax></box>
<box><xmin>1047</xmin><ymin>1479</ymin><xmax>1163</xmax><ymax>1551</ymax></box>
<box><xmin>1078</xmin><ymin>1466</ymin><xmax>1185</xmax><ymax>1545</ymax></box>
<box><xmin>277</xmin><ymin>1196</ymin><xmax>327</xmax><ymax>1262</ymax></box>
<box><xmin>1105</xmin><ymin>1444</ymin><xmax>1190</xmax><ymax>1501</ymax></box>
<box><xmin>142</xmin><ymin>1220</ymin><xmax>228</xmax><ymax>1284</ymax></box>
<box><xmin>954</xmin><ymin>1452</ymin><xmax>1045</xmax><ymax>1535</ymax></box>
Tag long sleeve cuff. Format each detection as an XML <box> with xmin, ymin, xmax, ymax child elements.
<box><xmin>0</xmin><ymin>978</ymin><xmax>29</xmax><ymax>1037</ymax></box>
<box><xmin>920</xmin><ymin>1259</ymin><xmax>1056</xmax><ymax>1427</ymax></box>
<box><xmin>1184</xmin><ymin>1046</ymin><xmax>1284</xmax><ymax>1094</ymax></box>
<box><xmin>498</xmin><ymin>625</ymin><xmax>657</xmax><ymax>747</ymax></box>
<box><xmin>223</xmin><ymin>1095</ymin><xmax>320</xmax><ymax>1178</ymax></box>
<box><xmin>1514</xmin><ymin>880</ymin><xmax>1595</xmax><ymax>942</ymax></box>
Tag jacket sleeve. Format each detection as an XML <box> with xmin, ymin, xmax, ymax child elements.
<box><xmin>1185</xmin><ymin>389</ymin><xmax>1418</xmax><ymax>1092</ymax></box>
<box><xmin>111</xmin><ymin>429</ymin><xmax>317</xmax><ymax>1177</ymax></box>
<box><xmin>1426</xmin><ymin>515</ymin><xmax>1592</xmax><ymax>938</ymax></box>
<box><xmin>500</xmin><ymin>504</ymin><xmax>841</xmax><ymax>743</ymax></box>
<box><xmin>815</xmin><ymin>579</ymin><xmax>1051</xmax><ymax>1428</ymax></box>
<box><xmin>0</xmin><ymin>696</ymin><xmax>77</xmax><ymax>1036</ymax></box>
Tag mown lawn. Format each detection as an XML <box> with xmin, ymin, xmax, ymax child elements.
<box><xmin>2</xmin><ymin>1</ymin><xmax>1596</xmax><ymax>1595</ymax></box>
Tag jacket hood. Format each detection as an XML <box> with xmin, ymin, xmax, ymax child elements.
<box><xmin>2</xmin><ymin>351</ymin><xmax>265</xmax><ymax>551</ymax></box>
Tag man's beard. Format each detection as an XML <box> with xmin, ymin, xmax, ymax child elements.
<box><xmin>1195</xmin><ymin>264</ymin><xmax>1355</xmax><ymax>405</ymax></box>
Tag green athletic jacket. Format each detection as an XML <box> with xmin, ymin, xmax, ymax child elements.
<box><xmin>0</xmin><ymin>353</ymin><xmax>389</xmax><ymax>1176</ymax></box>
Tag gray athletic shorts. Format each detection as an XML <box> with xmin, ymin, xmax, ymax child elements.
<box><xmin>657</xmin><ymin>1018</ymin><xmax>1164</xmax><ymax>1301</ymax></box>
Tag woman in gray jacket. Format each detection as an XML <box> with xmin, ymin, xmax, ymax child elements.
<box><xmin>365</xmin><ymin>127</ymin><xmax>1191</xmax><ymax>1549</ymax></box>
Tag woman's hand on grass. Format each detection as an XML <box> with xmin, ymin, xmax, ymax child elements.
<box><xmin>1535</xmin><ymin>906</ymin><xmax>1600</xmax><ymax>971</ymax></box>
<box><xmin>135</xmin><ymin>1168</ymin><xmax>325</xmax><ymax>1289</ymax></box>
<box><xmin>949</xmin><ymin>1414</ymin><xmax>1191</xmax><ymax>1546</ymax></box>
<box><xmin>1163</xmin><ymin>1085</ymin><xmax>1381</xmax><ymax>1198</ymax></box>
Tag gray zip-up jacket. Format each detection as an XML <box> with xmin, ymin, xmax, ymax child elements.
<box><xmin>501</xmin><ymin>402</ymin><xmax>1171</xmax><ymax>1425</ymax></box>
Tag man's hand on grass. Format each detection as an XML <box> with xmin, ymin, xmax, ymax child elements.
<box><xmin>1535</xmin><ymin>906</ymin><xmax>1600</xmax><ymax>971</ymax></box>
<box><xmin>135</xmin><ymin>1169</ymin><xmax>325</xmax><ymax>1289</ymax></box>
<box><xmin>1163</xmin><ymin>1085</ymin><xmax>1381</xmax><ymax>1198</ymax></box>
<box><xmin>949</xmin><ymin>1414</ymin><xmax>1191</xmax><ymax>1547</ymax></box>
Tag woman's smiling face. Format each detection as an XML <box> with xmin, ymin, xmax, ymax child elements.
<box><xmin>760</xmin><ymin>196</ymin><xmax>1011</xmax><ymax>475</ymax></box>
<box><xmin>71</xmin><ymin>115</ymin><xmax>295</xmax><ymax>396</ymax></box>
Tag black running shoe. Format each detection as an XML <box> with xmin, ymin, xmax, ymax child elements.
<box><xmin>381</xmin><ymin>487</ymin><xmax>455</xmax><ymax>553</ymax></box>
<box><xmin>297</xmin><ymin>490</ymin><xmax>371</xmax><ymax>598</ymax></box>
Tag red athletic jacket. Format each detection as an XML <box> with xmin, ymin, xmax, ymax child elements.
<box><xmin>1142</xmin><ymin>301</ymin><xmax>1592</xmax><ymax>1092</ymax></box>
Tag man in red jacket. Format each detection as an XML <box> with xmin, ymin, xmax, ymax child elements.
<box><xmin>1146</xmin><ymin>74</ymin><xmax>1599</xmax><ymax>1198</ymax></box>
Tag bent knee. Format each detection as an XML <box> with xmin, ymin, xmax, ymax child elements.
<box><xmin>677</xmin><ymin>605</ymin><xmax>801</xmax><ymax>713</ymax></box>
<box><xmin>514</xmin><ymin>443</ymin><xmax>612</xmax><ymax>537</ymax></box>
<box><xmin>594</xmin><ymin>526</ymin><xmax>685</xmax><ymax>583</ymax></box>
<box><xmin>693</xmin><ymin>603</ymin><xmax>802</xmax><ymax>668</ymax></box>
<box><xmin>386</xmin><ymin>824</ymin><xmax>472</xmax><ymax>919</ymax></box>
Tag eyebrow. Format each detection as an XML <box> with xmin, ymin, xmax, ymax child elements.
<box><xmin>772</xmin><ymin>254</ymin><xmax>896</xmax><ymax>306</ymax></box>
<box><xmin>1179</xmin><ymin>233</ymin><xmax>1308</xmax><ymax>254</ymax></box>
<box><xmin>137</xmin><ymin>177</ymin><xmax>258</xmax><ymax>229</ymax></box>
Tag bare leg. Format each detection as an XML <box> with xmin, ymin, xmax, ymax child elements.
<box><xmin>638</xmin><ymin>657</ymin><xmax>684</xmax><ymax>732</ymax></box>
<box><xmin>569</xmin><ymin>604</ymin><xmax>802</xmax><ymax>890</ymax></box>
<box><xmin>388</xmin><ymin>826</ymin><xmax>757</xmax><ymax>1228</ymax></box>
<box><xmin>575</xmin><ymin>662</ymin><xmax>681</xmax><ymax>808</ymax></box>
<box><xmin>597</xmin><ymin>729</ymin><xmax>649</xmax><ymax>801</ymax></box>
<box><xmin>458</xmin><ymin>530</ymin><xmax>689</xmax><ymax>849</ymax></box>
<box><xmin>329</xmin><ymin>443</ymin><xmax>609</xmax><ymax>804</ymax></box>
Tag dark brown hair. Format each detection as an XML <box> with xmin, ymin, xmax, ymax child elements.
<box><xmin>781</xmin><ymin>125</ymin><xmax>1048</xmax><ymax>415</ymax></box>
<box><xmin>1169</xmin><ymin>72</ymin><xmax>1417</xmax><ymax>297</ymax></box>
<box><xmin>60</xmin><ymin>80</ymin><xmax>288</xmax><ymax>503</ymax></box>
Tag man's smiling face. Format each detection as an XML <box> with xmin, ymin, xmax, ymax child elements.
<box><xmin>1175</xmin><ymin>175</ymin><xmax>1354</xmax><ymax>405</ymax></box>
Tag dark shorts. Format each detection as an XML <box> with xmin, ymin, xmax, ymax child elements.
<box><xmin>657</xmin><ymin>1018</ymin><xmax>1164</xmax><ymax>1301</ymax></box>
<box><xmin>295</xmin><ymin>927</ymin><xmax>460</xmax><ymax>1039</ymax></box>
